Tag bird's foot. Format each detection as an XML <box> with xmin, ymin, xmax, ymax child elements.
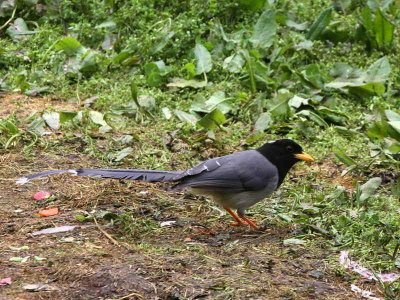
<box><xmin>229</xmin><ymin>221</ymin><xmax>247</xmax><ymax>227</ymax></box>
<box><xmin>229</xmin><ymin>218</ymin><xmax>259</xmax><ymax>229</ymax></box>
<box><xmin>239</xmin><ymin>215</ymin><xmax>259</xmax><ymax>230</ymax></box>
<box><xmin>197</xmin><ymin>228</ymin><xmax>217</xmax><ymax>235</ymax></box>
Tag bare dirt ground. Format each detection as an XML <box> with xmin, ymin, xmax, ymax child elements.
<box><xmin>0</xmin><ymin>95</ymin><xmax>380</xmax><ymax>299</ymax></box>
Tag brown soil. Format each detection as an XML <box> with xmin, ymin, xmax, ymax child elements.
<box><xmin>0</xmin><ymin>94</ymin><xmax>382</xmax><ymax>300</ymax></box>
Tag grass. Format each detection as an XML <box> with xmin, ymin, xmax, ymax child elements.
<box><xmin>1</xmin><ymin>0</ymin><xmax>400</xmax><ymax>298</ymax></box>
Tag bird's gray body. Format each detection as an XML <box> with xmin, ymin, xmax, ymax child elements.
<box><xmin>175</xmin><ymin>150</ymin><xmax>279</xmax><ymax>212</ymax></box>
<box><xmin>17</xmin><ymin>150</ymin><xmax>278</xmax><ymax>213</ymax></box>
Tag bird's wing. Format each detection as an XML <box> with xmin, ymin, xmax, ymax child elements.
<box><xmin>173</xmin><ymin>150</ymin><xmax>278</xmax><ymax>192</ymax></box>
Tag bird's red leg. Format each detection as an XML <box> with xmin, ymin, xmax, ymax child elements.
<box><xmin>239</xmin><ymin>215</ymin><xmax>259</xmax><ymax>230</ymax></box>
<box><xmin>223</xmin><ymin>206</ymin><xmax>246</xmax><ymax>226</ymax></box>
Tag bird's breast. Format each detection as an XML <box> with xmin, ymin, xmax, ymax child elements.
<box><xmin>188</xmin><ymin>177</ymin><xmax>278</xmax><ymax>210</ymax></box>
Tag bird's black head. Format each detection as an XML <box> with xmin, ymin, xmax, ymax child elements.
<box><xmin>257</xmin><ymin>139</ymin><xmax>314</xmax><ymax>186</ymax></box>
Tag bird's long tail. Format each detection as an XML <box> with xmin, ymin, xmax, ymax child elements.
<box><xmin>16</xmin><ymin>168</ymin><xmax>183</xmax><ymax>185</ymax></box>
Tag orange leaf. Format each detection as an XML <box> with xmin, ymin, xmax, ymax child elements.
<box><xmin>38</xmin><ymin>208</ymin><xmax>59</xmax><ymax>217</ymax></box>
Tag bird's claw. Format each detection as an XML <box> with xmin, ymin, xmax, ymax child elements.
<box><xmin>229</xmin><ymin>221</ymin><xmax>247</xmax><ymax>227</ymax></box>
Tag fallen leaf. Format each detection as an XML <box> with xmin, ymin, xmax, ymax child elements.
<box><xmin>22</xmin><ymin>283</ymin><xmax>56</xmax><ymax>291</ymax></box>
<box><xmin>9</xmin><ymin>256</ymin><xmax>30</xmax><ymax>262</ymax></box>
<box><xmin>283</xmin><ymin>238</ymin><xmax>307</xmax><ymax>246</ymax></box>
<box><xmin>160</xmin><ymin>221</ymin><xmax>176</xmax><ymax>227</ymax></box>
<box><xmin>10</xmin><ymin>246</ymin><xmax>29</xmax><ymax>251</ymax></box>
<box><xmin>33</xmin><ymin>191</ymin><xmax>51</xmax><ymax>200</ymax></box>
<box><xmin>351</xmin><ymin>284</ymin><xmax>381</xmax><ymax>300</ymax></box>
<box><xmin>38</xmin><ymin>208</ymin><xmax>59</xmax><ymax>217</ymax></box>
<box><xmin>0</xmin><ymin>278</ymin><xmax>12</xmax><ymax>286</ymax></box>
<box><xmin>33</xmin><ymin>256</ymin><xmax>47</xmax><ymax>261</ymax></box>
<box><xmin>340</xmin><ymin>251</ymin><xmax>399</xmax><ymax>283</ymax></box>
<box><xmin>32</xmin><ymin>226</ymin><xmax>77</xmax><ymax>236</ymax></box>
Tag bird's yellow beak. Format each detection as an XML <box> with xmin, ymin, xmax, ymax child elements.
<box><xmin>294</xmin><ymin>152</ymin><xmax>315</xmax><ymax>162</ymax></box>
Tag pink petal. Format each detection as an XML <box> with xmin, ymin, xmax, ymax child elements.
<box><xmin>0</xmin><ymin>278</ymin><xmax>12</xmax><ymax>285</ymax></box>
<box><xmin>33</xmin><ymin>191</ymin><xmax>51</xmax><ymax>200</ymax></box>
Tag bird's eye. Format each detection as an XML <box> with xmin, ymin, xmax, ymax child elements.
<box><xmin>286</xmin><ymin>145</ymin><xmax>294</xmax><ymax>152</ymax></box>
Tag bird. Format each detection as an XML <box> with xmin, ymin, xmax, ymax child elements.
<box><xmin>16</xmin><ymin>139</ymin><xmax>314</xmax><ymax>230</ymax></box>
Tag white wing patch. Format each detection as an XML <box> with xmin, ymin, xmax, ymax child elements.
<box><xmin>68</xmin><ymin>169</ymin><xmax>78</xmax><ymax>176</ymax></box>
<box><xmin>16</xmin><ymin>177</ymin><xmax>29</xmax><ymax>185</ymax></box>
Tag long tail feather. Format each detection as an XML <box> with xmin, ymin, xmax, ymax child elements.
<box><xmin>16</xmin><ymin>168</ymin><xmax>183</xmax><ymax>185</ymax></box>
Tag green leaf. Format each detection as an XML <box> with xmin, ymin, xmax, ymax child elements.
<box><xmin>89</xmin><ymin>111</ymin><xmax>108</xmax><ymax>126</ymax></box>
<box><xmin>190</xmin><ymin>92</ymin><xmax>231</xmax><ymax>114</ymax></box>
<box><xmin>196</xmin><ymin>108</ymin><xmax>226</xmax><ymax>130</ymax></box>
<box><xmin>59</xmin><ymin>111</ymin><xmax>78</xmax><ymax>123</ymax></box>
<box><xmin>138</xmin><ymin>95</ymin><xmax>156</xmax><ymax>110</ymax></box>
<box><xmin>79</xmin><ymin>51</ymin><xmax>98</xmax><ymax>73</ymax></box>
<box><xmin>223</xmin><ymin>54</ymin><xmax>245</xmax><ymax>73</ymax></box>
<box><xmin>254</xmin><ymin>112</ymin><xmax>272</xmax><ymax>132</ymax></box>
<box><xmin>245</xmin><ymin>131</ymin><xmax>266</xmax><ymax>144</ymax></box>
<box><xmin>364</xmin><ymin>56</ymin><xmax>391</xmax><ymax>83</ymax></box>
<box><xmin>326</xmin><ymin>57</ymin><xmax>390</xmax><ymax>97</ymax></box>
<box><xmin>184</xmin><ymin>63</ymin><xmax>196</xmax><ymax>79</ymax></box>
<box><xmin>373</xmin><ymin>9</ymin><xmax>394</xmax><ymax>49</ymax></box>
<box><xmin>95</xmin><ymin>20</ymin><xmax>116</xmax><ymax>29</ymax></box>
<box><xmin>267</xmin><ymin>92</ymin><xmax>292</xmax><ymax>118</ymax></box>
<box><xmin>55</xmin><ymin>37</ymin><xmax>85</xmax><ymax>56</ymax></box>
<box><xmin>174</xmin><ymin>109</ymin><xmax>199</xmax><ymax>126</ymax></box>
<box><xmin>296</xmin><ymin>110</ymin><xmax>329</xmax><ymax>127</ymax></box>
<box><xmin>166</xmin><ymin>78</ymin><xmax>207</xmax><ymax>88</ymax></box>
<box><xmin>114</xmin><ymin>147</ymin><xmax>133</xmax><ymax>162</ymax></box>
<box><xmin>28</xmin><ymin>117</ymin><xmax>46</xmax><ymax>135</ymax></box>
<box><xmin>239</xmin><ymin>0</ymin><xmax>266</xmax><ymax>10</ymax></box>
<box><xmin>277</xmin><ymin>214</ymin><xmax>293</xmax><ymax>223</ymax></box>
<box><xmin>151</xmin><ymin>31</ymin><xmax>175</xmax><ymax>54</ymax></box>
<box><xmin>388</xmin><ymin>121</ymin><xmax>400</xmax><ymax>135</ymax></box>
<box><xmin>130</xmin><ymin>82</ymin><xmax>138</xmax><ymax>102</ymax></box>
<box><xmin>204</xmin><ymin>91</ymin><xmax>232</xmax><ymax>114</ymax></box>
<box><xmin>392</xmin><ymin>178</ymin><xmax>400</xmax><ymax>198</ymax></box>
<box><xmin>288</xmin><ymin>95</ymin><xmax>309</xmax><ymax>108</ymax></box>
<box><xmin>130</xmin><ymin>82</ymin><xmax>153</xmax><ymax>119</ymax></box>
<box><xmin>286</xmin><ymin>19</ymin><xmax>308</xmax><ymax>31</ymax></box>
<box><xmin>4</xmin><ymin>121</ymin><xmax>20</xmax><ymax>134</ymax></box>
<box><xmin>359</xmin><ymin>177</ymin><xmax>381</xmax><ymax>202</ymax></box>
<box><xmin>298</xmin><ymin>64</ymin><xmax>325</xmax><ymax>89</ymax></box>
<box><xmin>330</xmin><ymin>62</ymin><xmax>361</xmax><ymax>79</ymax></box>
<box><xmin>241</xmin><ymin>49</ymin><xmax>257</xmax><ymax>93</ymax></box>
<box><xmin>348</xmin><ymin>82</ymin><xmax>385</xmax><ymax>97</ymax></box>
<box><xmin>43</xmin><ymin>112</ymin><xmax>60</xmax><ymax>130</ymax></box>
<box><xmin>360</xmin><ymin>6</ymin><xmax>373</xmax><ymax>33</ymax></box>
<box><xmin>385</xmin><ymin>110</ymin><xmax>400</xmax><ymax>122</ymax></box>
<box><xmin>318</xmin><ymin>107</ymin><xmax>348</xmax><ymax>125</ymax></box>
<box><xmin>250</xmin><ymin>9</ymin><xmax>276</xmax><ymax>49</ymax></box>
<box><xmin>367</xmin><ymin>121</ymin><xmax>390</xmax><ymax>139</ymax></box>
<box><xmin>306</xmin><ymin>7</ymin><xmax>333</xmax><ymax>40</ymax></box>
<box><xmin>6</xmin><ymin>18</ymin><xmax>38</xmax><ymax>41</ymax></box>
<box><xmin>76</xmin><ymin>215</ymin><xmax>93</xmax><ymax>222</ymax></box>
<box><xmin>144</xmin><ymin>62</ymin><xmax>163</xmax><ymax>87</ymax></box>
<box><xmin>162</xmin><ymin>107</ymin><xmax>171</xmax><ymax>120</ymax></box>
<box><xmin>194</xmin><ymin>44</ymin><xmax>212</xmax><ymax>75</ymax></box>
<box><xmin>387</xmin><ymin>141</ymin><xmax>400</xmax><ymax>154</ymax></box>
<box><xmin>333</xmin><ymin>147</ymin><xmax>357</xmax><ymax>166</ymax></box>
<box><xmin>112</xmin><ymin>51</ymin><xmax>140</xmax><ymax>66</ymax></box>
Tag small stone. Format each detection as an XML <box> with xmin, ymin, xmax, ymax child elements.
<box><xmin>310</xmin><ymin>270</ymin><xmax>325</xmax><ymax>279</ymax></box>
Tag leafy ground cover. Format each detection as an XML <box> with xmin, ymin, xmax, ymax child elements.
<box><xmin>1</xmin><ymin>0</ymin><xmax>399</xmax><ymax>299</ymax></box>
